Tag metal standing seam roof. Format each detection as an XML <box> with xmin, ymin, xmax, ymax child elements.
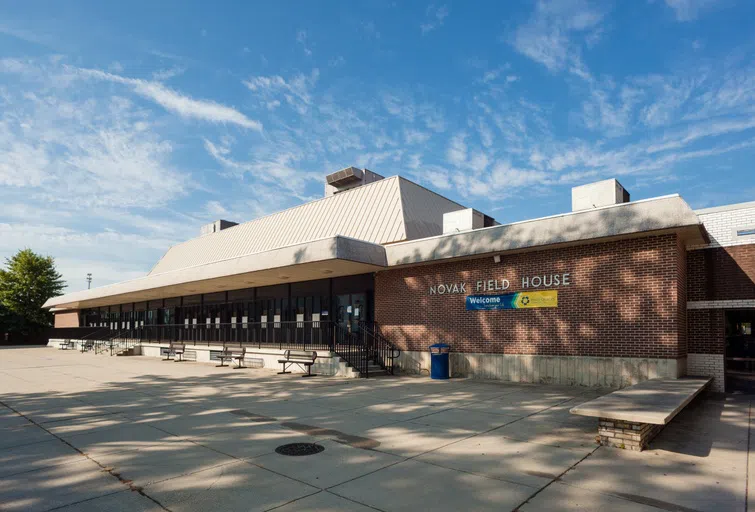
<box><xmin>147</xmin><ymin>176</ymin><xmax>467</xmax><ymax>276</ymax></box>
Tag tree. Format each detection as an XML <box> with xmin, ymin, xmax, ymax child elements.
<box><xmin>0</xmin><ymin>249</ymin><xmax>65</xmax><ymax>333</ymax></box>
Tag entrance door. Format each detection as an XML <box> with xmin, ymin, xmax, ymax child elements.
<box><xmin>725</xmin><ymin>310</ymin><xmax>755</xmax><ymax>393</ymax></box>
<box><xmin>335</xmin><ymin>293</ymin><xmax>367</xmax><ymax>333</ymax></box>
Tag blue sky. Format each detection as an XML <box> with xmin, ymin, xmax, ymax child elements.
<box><xmin>1</xmin><ymin>0</ymin><xmax>754</xmax><ymax>292</ymax></box>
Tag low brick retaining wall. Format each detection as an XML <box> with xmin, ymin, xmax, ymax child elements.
<box><xmin>598</xmin><ymin>418</ymin><xmax>665</xmax><ymax>451</ymax></box>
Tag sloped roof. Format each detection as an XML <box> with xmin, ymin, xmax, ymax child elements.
<box><xmin>148</xmin><ymin>176</ymin><xmax>465</xmax><ymax>275</ymax></box>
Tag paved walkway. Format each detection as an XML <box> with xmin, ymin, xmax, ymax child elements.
<box><xmin>0</xmin><ymin>347</ymin><xmax>751</xmax><ymax>512</ymax></box>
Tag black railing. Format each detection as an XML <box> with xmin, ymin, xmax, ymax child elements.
<box><xmin>331</xmin><ymin>323</ymin><xmax>369</xmax><ymax>377</ymax></box>
<box><xmin>77</xmin><ymin>321</ymin><xmax>383</xmax><ymax>377</ymax></box>
<box><xmin>124</xmin><ymin>322</ymin><xmax>336</xmax><ymax>351</ymax></box>
<box><xmin>107</xmin><ymin>330</ymin><xmax>140</xmax><ymax>356</ymax></box>
<box><xmin>359</xmin><ymin>322</ymin><xmax>401</xmax><ymax>375</ymax></box>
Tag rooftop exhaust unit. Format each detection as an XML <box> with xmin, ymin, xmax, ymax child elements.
<box><xmin>325</xmin><ymin>167</ymin><xmax>384</xmax><ymax>196</ymax></box>
<box><xmin>327</xmin><ymin>166</ymin><xmax>363</xmax><ymax>187</ymax></box>
<box><xmin>200</xmin><ymin>219</ymin><xmax>238</xmax><ymax>237</ymax></box>
<box><xmin>571</xmin><ymin>179</ymin><xmax>630</xmax><ymax>212</ymax></box>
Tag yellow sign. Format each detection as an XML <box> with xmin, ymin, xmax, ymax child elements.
<box><xmin>515</xmin><ymin>290</ymin><xmax>558</xmax><ymax>309</ymax></box>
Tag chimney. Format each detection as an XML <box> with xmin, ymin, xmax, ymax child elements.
<box><xmin>200</xmin><ymin>219</ymin><xmax>238</xmax><ymax>236</ymax></box>
<box><xmin>571</xmin><ymin>179</ymin><xmax>630</xmax><ymax>212</ymax></box>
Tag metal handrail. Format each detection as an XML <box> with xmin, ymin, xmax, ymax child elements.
<box><xmin>79</xmin><ymin>327</ymin><xmax>112</xmax><ymax>340</ymax></box>
<box><xmin>332</xmin><ymin>323</ymin><xmax>369</xmax><ymax>377</ymax></box>
<box><xmin>359</xmin><ymin>322</ymin><xmax>401</xmax><ymax>375</ymax></box>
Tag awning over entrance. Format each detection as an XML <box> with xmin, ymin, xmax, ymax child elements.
<box><xmin>44</xmin><ymin>236</ymin><xmax>387</xmax><ymax>310</ymax></box>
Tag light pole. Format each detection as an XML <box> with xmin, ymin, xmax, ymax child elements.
<box><xmin>86</xmin><ymin>273</ymin><xmax>92</xmax><ymax>289</ymax></box>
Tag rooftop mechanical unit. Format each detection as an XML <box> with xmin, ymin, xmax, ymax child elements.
<box><xmin>571</xmin><ymin>179</ymin><xmax>630</xmax><ymax>212</ymax></box>
<box><xmin>324</xmin><ymin>167</ymin><xmax>385</xmax><ymax>196</ymax></box>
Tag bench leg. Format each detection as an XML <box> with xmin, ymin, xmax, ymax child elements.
<box><xmin>217</xmin><ymin>359</ymin><xmax>227</xmax><ymax>367</ymax></box>
<box><xmin>301</xmin><ymin>364</ymin><xmax>316</xmax><ymax>378</ymax></box>
<box><xmin>234</xmin><ymin>359</ymin><xmax>246</xmax><ymax>369</ymax></box>
<box><xmin>597</xmin><ymin>418</ymin><xmax>664</xmax><ymax>451</ymax></box>
<box><xmin>277</xmin><ymin>362</ymin><xmax>291</xmax><ymax>374</ymax></box>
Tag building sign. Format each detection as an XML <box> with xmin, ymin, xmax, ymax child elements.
<box><xmin>466</xmin><ymin>290</ymin><xmax>558</xmax><ymax>310</ymax></box>
<box><xmin>430</xmin><ymin>273</ymin><xmax>570</xmax><ymax>295</ymax></box>
<box><xmin>429</xmin><ymin>283</ymin><xmax>467</xmax><ymax>295</ymax></box>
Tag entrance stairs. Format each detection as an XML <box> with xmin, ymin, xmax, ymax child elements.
<box><xmin>364</xmin><ymin>360</ymin><xmax>388</xmax><ymax>377</ymax></box>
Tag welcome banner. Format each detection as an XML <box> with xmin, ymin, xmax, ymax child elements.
<box><xmin>466</xmin><ymin>290</ymin><xmax>558</xmax><ymax>311</ymax></box>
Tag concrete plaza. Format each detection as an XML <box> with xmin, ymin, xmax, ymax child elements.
<box><xmin>0</xmin><ymin>347</ymin><xmax>751</xmax><ymax>512</ymax></box>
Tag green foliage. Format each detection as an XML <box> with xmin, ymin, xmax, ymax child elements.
<box><xmin>0</xmin><ymin>249</ymin><xmax>65</xmax><ymax>333</ymax></box>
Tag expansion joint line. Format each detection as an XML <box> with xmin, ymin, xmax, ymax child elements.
<box><xmin>0</xmin><ymin>399</ymin><xmax>172</xmax><ymax>512</ymax></box>
<box><xmin>511</xmin><ymin>445</ymin><xmax>599</xmax><ymax>511</ymax></box>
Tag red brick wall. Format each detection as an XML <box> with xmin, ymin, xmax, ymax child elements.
<box><xmin>687</xmin><ymin>245</ymin><xmax>755</xmax><ymax>301</ymax></box>
<box><xmin>686</xmin><ymin>244</ymin><xmax>755</xmax><ymax>355</ymax></box>
<box><xmin>687</xmin><ymin>309</ymin><xmax>724</xmax><ymax>354</ymax></box>
<box><xmin>376</xmin><ymin>235</ymin><xmax>686</xmax><ymax>359</ymax></box>
<box><xmin>677</xmin><ymin>237</ymin><xmax>688</xmax><ymax>355</ymax></box>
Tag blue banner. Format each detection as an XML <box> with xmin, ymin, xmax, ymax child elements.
<box><xmin>466</xmin><ymin>290</ymin><xmax>558</xmax><ymax>310</ymax></box>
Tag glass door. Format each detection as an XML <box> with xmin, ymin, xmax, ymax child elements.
<box><xmin>726</xmin><ymin>310</ymin><xmax>755</xmax><ymax>393</ymax></box>
<box><xmin>335</xmin><ymin>293</ymin><xmax>367</xmax><ymax>333</ymax></box>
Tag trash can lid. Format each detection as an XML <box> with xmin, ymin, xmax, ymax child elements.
<box><xmin>429</xmin><ymin>343</ymin><xmax>450</xmax><ymax>349</ymax></box>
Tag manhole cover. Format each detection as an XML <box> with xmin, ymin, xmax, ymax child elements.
<box><xmin>275</xmin><ymin>443</ymin><xmax>325</xmax><ymax>456</ymax></box>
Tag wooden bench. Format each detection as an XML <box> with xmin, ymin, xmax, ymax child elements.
<box><xmin>217</xmin><ymin>347</ymin><xmax>247</xmax><ymax>368</ymax></box>
<box><xmin>164</xmin><ymin>342</ymin><xmax>186</xmax><ymax>362</ymax></box>
<box><xmin>59</xmin><ymin>339</ymin><xmax>75</xmax><ymax>350</ymax></box>
<box><xmin>570</xmin><ymin>377</ymin><xmax>712</xmax><ymax>451</ymax></box>
<box><xmin>278</xmin><ymin>350</ymin><xmax>317</xmax><ymax>377</ymax></box>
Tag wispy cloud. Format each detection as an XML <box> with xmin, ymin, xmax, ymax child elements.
<box><xmin>404</xmin><ymin>128</ymin><xmax>432</xmax><ymax>145</ymax></box>
<box><xmin>382</xmin><ymin>91</ymin><xmax>446</xmax><ymax>132</ymax></box>
<box><xmin>511</xmin><ymin>0</ymin><xmax>604</xmax><ymax>75</ymax></box>
<box><xmin>421</xmin><ymin>5</ymin><xmax>450</xmax><ymax>35</ymax></box>
<box><xmin>75</xmin><ymin>67</ymin><xmax>262</xmax><ymax>130</ymax></box>
<box><xmin>446</xmin><ymin>132</ymin><xmax>467</xmax><ymax>167</ymax></box>
<box><xmin>151</xmin><ymin>66</ymin><xmax>185</xmax><ymax>82</ymax></box>
<box><xmin>244</xmin><ymin>69</ymin><xmax>320</xmax><ymax>115</ymax></box>
<box><xmin>296</xmin><ymin>30</ymin><xmax>313</xmax><ymax>56</ymax></box>
<box><xmin>0</xmin><ymin>64</ymin><xmax>199</xmax><ymax>290</ymax></box>
<box><xmin>664</xmin><ymin>0</ymin><xmax>720</xmax><ymax>21</ymax></box>
<box><xmin>581</xmin><ymin>84</ymin><xmax>643</xmax><ymax>135</ymax></box>
<box><xmin>0</xmin><ymin>92</ymin><xmax>185</xmax><ymax>208</ymax></box>
<box><xmin>203</xmin><ymin>137</ymin><xmax>320</xmax><ymax>200</ymax></box>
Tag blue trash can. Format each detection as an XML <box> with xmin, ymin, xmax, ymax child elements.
<box><xmin>429</xmin><ymin>343</ymin><xmax>450</xmax><ymax>379</ymax></box>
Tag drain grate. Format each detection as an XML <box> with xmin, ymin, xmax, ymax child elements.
<box><xmin>275</xmin><ymin>443</ymin><xmax>325</xmax><ymax>456</ymax></box>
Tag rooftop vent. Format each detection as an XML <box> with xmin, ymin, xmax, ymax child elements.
<box><xmin>325</xmin><ymin>167</ymin><xmax>384</xmax><ymax>197</ymax></box>
<box><xmin>200</xmin><ymin>219</ymin><xmax>238</xmax><ymax>237</ymax></box>
<box><xmin>327</xmin><ymin>166</ymin><xmax>363</xmax><ymax>187</ymax></box>
<box><xmin>571</xmin><ymin>179</ymin><xmax>630</xmax><ymax>212</ymax></box>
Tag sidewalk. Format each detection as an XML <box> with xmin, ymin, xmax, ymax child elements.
<box><xmin>0</xmin><ymin>347</ymin><xmax>750</xmax><ymax>511</ymax></box>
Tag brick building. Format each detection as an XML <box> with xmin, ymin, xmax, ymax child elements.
<box><xmin>45</xmin><ymin>169</ymin><xmax>755</xmax><ymax>392</ymax></box>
